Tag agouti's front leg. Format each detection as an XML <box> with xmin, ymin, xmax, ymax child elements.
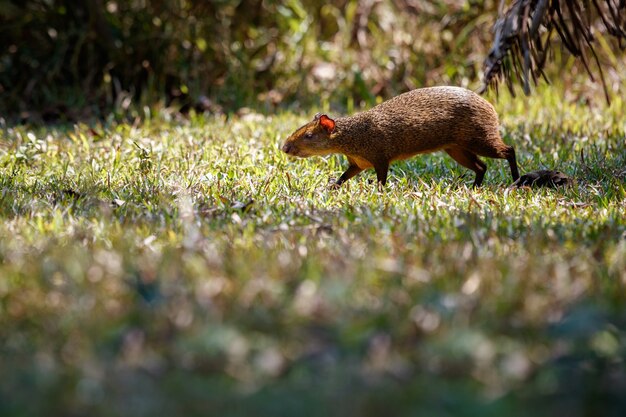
<box><xmin>332</xmin><ymin>157</ymin><xmax>363</xmax><ymax>188</ymax></box>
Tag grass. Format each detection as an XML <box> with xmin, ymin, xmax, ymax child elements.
<box><xmin>0</xmin><ymin>86</ymin><xmax>625</xmax><ymax>417</ymax></box>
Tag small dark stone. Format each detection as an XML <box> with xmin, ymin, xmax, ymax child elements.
<box><xmin>511</xmin><ymin>170</ymin><xmax>574</xmax><ymax>188</ymax></box>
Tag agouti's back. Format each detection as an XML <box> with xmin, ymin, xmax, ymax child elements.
<box><xmin>361</xmin><ymin>87</ymin><xmax>500</xmax><ymax>156</ymax></box>
<box><xmin>282</xmin><ymin>86</ymin><xmax>519</xmax><ymax>187</ymax></box>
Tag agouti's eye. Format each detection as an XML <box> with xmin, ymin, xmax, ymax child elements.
<box><xmin>305</xmin><ymin>132</ymin><xmax>313</xmax><ymax>139</ymax></box>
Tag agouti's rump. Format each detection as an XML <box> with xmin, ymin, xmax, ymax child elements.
<box><xmin>282</xmin><ymin>86</ymin><xmax>520</xmax><ymax>187</ymax></box>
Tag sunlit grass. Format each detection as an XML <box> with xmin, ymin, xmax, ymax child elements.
<box><xmin>0</xmin><ymin>85</ymin><xmax>625</xmax><ymax>416</ymax></box>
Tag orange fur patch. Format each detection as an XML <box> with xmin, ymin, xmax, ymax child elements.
<box><xmin>348</xmin><ymin>155</ymin><xmax>373</xmax><ymax>169</ymax></box>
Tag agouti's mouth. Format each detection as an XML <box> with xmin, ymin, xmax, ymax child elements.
<box><xmin>282</xmin><ymin>143</ymin><xmax>303</xmax><ymax>157</ymax></box>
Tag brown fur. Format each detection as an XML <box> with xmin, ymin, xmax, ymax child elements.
<box><xmin>281</xmin><ymin>86</ymin><xmax>520</xmax><ymax>187</ymax></box>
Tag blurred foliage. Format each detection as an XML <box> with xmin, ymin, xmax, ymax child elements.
<box><xmin>2</xmin><ymin>0</ymin><xmax>625</xmax><ymax>122</ymax></box>
<box><xmin>0</xmin><ymin>0</ymin><xmax>504</xmax><ymax>120</ymax></box>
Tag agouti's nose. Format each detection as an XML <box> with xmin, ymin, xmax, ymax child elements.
<box><xmin>282</xmin><ymin>143</ymin><xmax>293</xmax><ymax>154</ymax></box>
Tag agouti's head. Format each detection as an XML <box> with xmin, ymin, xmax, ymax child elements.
<box><xmin>282</xmin><ymin>113</ymin><xmax>337</xmax><ymax>157</ymax></box>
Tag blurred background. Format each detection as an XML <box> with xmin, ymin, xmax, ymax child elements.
<box><xmin>2</xmin><ymin>0</ymin><xmax>623</xmax><ymax>122</ymax></box>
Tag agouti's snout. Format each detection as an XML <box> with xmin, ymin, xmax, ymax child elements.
<box><xmin>282</xmin><ymin>142</ymin><xmax>294</xmax><ymax>155</ymax></box>
<box><xmin>282</xmin><ymin>141</ymin><xmax>304</xmax><ymax>157</ymax></box>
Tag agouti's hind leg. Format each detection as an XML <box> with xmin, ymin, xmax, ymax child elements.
<box><xmin>374</xmin><ymin>160</ymin><xmax>390</xmax><ymax>187</ymax></box>
<box><xmin>445</xmin><ymin>148</ymin><xmax>487</xmax><ymax>187</ymax></box>
<box><xmin>475</xmin><ymin>144</ymin><xmax>520</xmax><ymax>183</ymax></box>
<box><xmin>503</xmin><ymin>146</ymin><xmax>520</xmax><ymax>182</ymax></box>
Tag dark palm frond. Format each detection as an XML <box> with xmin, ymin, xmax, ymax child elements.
<box><xmin>480</xmin><ymin>0</ymin><xmax>626</xmax><ymax>103</ymax></box>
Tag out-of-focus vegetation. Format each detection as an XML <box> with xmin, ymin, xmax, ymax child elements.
<box><xmin>1</xmin><ymin>85</ymin><xmax>625</xmax><ymax>416</ymax></box>
<box><xmin>0</xmin><ymin>0</ymin><xmax>623</xmax><ymax>121</ymax></box>
<box><xmin>0</xmin><ymin>0</ymin><xmax>487</xmax><ymax>116</ymax></box>
<box><xmin>0</xmin><ymin>0</ymin><xmax>501</xmax><ymax>119</ymax></box>
<box><xmin>4</xmin><ymin>0</ymin><xmax>622</xmax><ymax>122</ymax></box>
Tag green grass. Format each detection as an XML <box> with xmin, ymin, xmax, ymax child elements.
<box><xmin>1</xmin><ymin>87</ymin><xmax>625</xmax><ymax>417</ymax></box>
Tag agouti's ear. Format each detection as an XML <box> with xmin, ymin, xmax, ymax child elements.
<box><xmin>318</xmin><ymin>114</ymin><xmax>335</xmax><ymax>134</ymax></box>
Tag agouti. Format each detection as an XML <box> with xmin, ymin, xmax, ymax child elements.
<box><xmin>282</xmin><ymin>86</ymin><xmax>520</xmax><ymax>188</ymax></box>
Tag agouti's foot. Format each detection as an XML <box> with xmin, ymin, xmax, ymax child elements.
<box><xmin>328</xmin><ymin>182</ymin><xmax>342</xmax><ymax>190</ymax></box>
